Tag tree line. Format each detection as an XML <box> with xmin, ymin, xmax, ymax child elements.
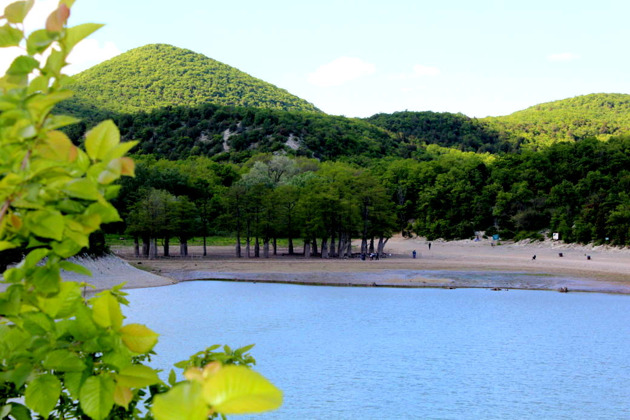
<box><xmin>111</xmin><ymin>134</ymin><xmax>630</xmax><ymax>259</ymax></box>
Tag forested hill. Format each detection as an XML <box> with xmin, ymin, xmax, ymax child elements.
<box><xmin>58</xmin><ymin>44</ymin><xmax>320</xmax><ymax>117</ymax></box>
<box><xmin>485</xmin><ymin>93</ymin><xmax>630</xmax><ymax>147</ymax></box>
<box><xmin>365</xmin><ymin>111</ymin><xmax>511</xmax><ymax>153</ymax></box>
<box><xmin>76</xmin><ymin>103</ymin><xmax>402</xmax><ymax>162</ymax></box>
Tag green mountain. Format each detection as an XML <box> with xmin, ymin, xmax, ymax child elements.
<box><xmin>59</xmin><ymin>44</ymin><xmax>320</xmax><ymax>116</ymax></box>
<box><xmin>95</xmin><ymin>103</ymin><xmax>402</xmax><ymax>162</ymax></box>
<box><xmin>485</xmin><ymin>93</ymin><xmax>630</xmax><ymax>148</ymax></box>
<box><xmin>57</xmin><ymin>44</ymin><xmax>630</xmax><ymax>161</ymax></box>
<box><xmin>365</xmin><ymin>111</ymin><xmax>510</xmax><ymax>153</ymax></box>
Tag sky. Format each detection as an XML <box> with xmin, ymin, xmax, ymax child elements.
<box><xmin>2</xmin><ymin>0</ymin><xmax>630</xmax><ymax>118</ymax></box>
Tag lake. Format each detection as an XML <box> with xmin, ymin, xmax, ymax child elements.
<box><xmin>124</xmin><ymin>281</ymin><xmax>630</xmax><ymax>419</ymax></box>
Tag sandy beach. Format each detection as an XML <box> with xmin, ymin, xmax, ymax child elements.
<box><xmin>102</xmin><ymin>236</ymin><xmax>630</xmax><ymax>294</ymax></box>
<box><xmin>4</xmin><ymin>236</ymin><xmax>630</xmax><ymax>294</ymax></box>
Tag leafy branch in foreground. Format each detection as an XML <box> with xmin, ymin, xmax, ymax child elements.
<box><xmin>0</xmin><ymin>1</ymin><xmax>281</xmax><ymax>419</ymax></box>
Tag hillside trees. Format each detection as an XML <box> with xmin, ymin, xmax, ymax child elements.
<box><xmin>114</xmin><ymin>133</ymin><xmax>630</xmax><ymax>254</ymax></box>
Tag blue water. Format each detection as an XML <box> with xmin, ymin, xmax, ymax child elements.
<box><xmin>124</xmin><ymin>282</ymin><xmax>630</xmax><ymax>419</ymax></box>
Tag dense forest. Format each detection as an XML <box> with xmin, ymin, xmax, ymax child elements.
<box><xmin>112</xmin><ymin>135</ymin><xmax>630</xmax><ymax>259</ymax></box>
<box><xmin>54</xmin><ymin>44</ymin><xmax>630</xmax><ymax>252</ymax></box>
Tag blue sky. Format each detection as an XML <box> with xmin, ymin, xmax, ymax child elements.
<box><xmin>3</xmin><ymin>0</ymin><xmax>630</xmax><ymax>118</ymax></box>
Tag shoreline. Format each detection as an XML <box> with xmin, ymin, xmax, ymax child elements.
<box><xmin>111</xmin><ymin>236</ymin><xmax>630</xmax><ymax>295</ymax></box>
<box><xmin>5</xmin><ymin>236</ymin><xmax>630</xmax><ymax>295</ymax></box>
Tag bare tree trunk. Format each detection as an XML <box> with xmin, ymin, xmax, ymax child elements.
<box><xmin>329</xmin><ymin>235</ymin><xmax>336</xmax><ymax>258</ymax></box>
<box><xmin>343</xmin><ymin>237</ymin><xmax>352</xmax><ymax>258</ymax></box>
<box><xmin>303</xmin><ymin>240</ymin><xmax>311</xmax><ymax>259</ymax></box>
<box><xmin>337</xmin><ymin>232</ymin><xmax>345</xmax><ymax>258</ymax></box>
<box><xmin>377</xmin><ymin>236</ymin><xmax>389</xmax><ymax>256</ymax></box>
<box><xmin>163</xmin><ymin>237</ymin><xmax>169</xmax><ymax>257</ymax></box>
<box><xmin>246</xmin><ymin>220</ymin><xmax>251</xmax><ymax>258</ymax></box>
<box><xmin>311</xmin><ymin>237</ymin><xmax>318</xmax><ymax>256</ymax></box>
<box><xmin>203</xmin><ymin>235</ymin><xmax>207</xmax><ymax>257</ymax></box>
<box><xmin>321</xmin><ymin>237</ymin><xmax>329</xmax><ymax>259</ymax></box>
<box><xmin>236</xmin><ymin>216</ymin><xmax>242</xmax><ymax>258</ymax></box>
<box><xmin>254</xmin><ymin>236</ymin><xmax>260</xmax><ymax>258</ymax></box>
<box><xmin>149</xmin><ymin>237</ymin><xmax>158</xmax><ymax>259</ymax></box>
<box><xmin>288</xmin><ymin>237</ymin><xmax>294</xmax><ymax>255</ymax></box>
<box><xmin>134</xmin><ymin>236</ymin><xmax>140</xmax><ymax>258</ymax></box>
<box><xmin>361</xmin><ymin>237</ymin><xmax>368</xmax><ymax>255</ymax></box>
<box><xmin>272</xmin><ymin>237</ymin><xmax>277</xmax><ymax>255</ymax></box>
<box><xmin>369</xmin><ymin>237</ymin><xmax>375</xmax><ymax>254</ymax></box>
<box><xmin>142</xmin><ymin>237</ymin><xmax>150</xmax><ymax>258</ymax></box>
<box><xmin>263</xmin><ymin>239</ymin><xmax>270</xmax><ymax>258</ymax></box>
<box><xmin>180</xmin><ymin>239</ymin><xmax>188</xmax><ymax>257</ymax></box>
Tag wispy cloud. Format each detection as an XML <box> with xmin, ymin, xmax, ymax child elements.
<box><xmin>547</xmin><ymin>52</ymin><xmax>580</xmax><ymax>62</ymax></box>
<box><xmin>307</xmin><ymin>57</ymin><xmax>376</xmax><ymax>87</ymax></box>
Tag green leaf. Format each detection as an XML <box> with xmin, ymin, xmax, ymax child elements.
<box><xmin>0</xmin><ymin>285</ymin><xmax>23</xmax><ymax>316</ymax></box>
<box><xmin>86</xmin><ymin>202</ymin><xmax>121</xmax><ymax>224</ymax></box>
<box><xmin>0</xmin><ymin>240</ymin><xmax>17</xmax><ymax>251</ymax></box>
<box><xmin>25</xmin><ymin>210</ymin><xmax>64</xmax><ymax>241</ymax></box>
<box><xmin>7</xmin><ymin>402</ymin><xmax>31</xmax><ymax>420</ymax></box>
<box><xmin>119</xmin><ymin>323</ymin><xmax>159</xmax><ymax>353</ymax></box>
<box><xmin>43</xmin><ymin>349</ymin><xmax>86</xmax><ymax>372</ymax></box>
<box><xmin>116</xmin><ymin>365</ymin><xmax>160</xmax><ymax>388</ymax></box>
<box><xmin>168</xmin><ymin>369</ymin><xmax>177</xmax><ymax>386</ymax></box>
<box><xmin>79</xmin><ymin>374</ymin><xmax>115</xmax><ymax>420</ymax></box>
<box><xmin>152</xmin><ymin>381</ymin><xmax>208</xmax><ymax>420</ymax></box>
<box><xmin>202</xmin><ymin>365</ymin><xmax>282</xmax><ymax>415</ymax></box>
<box><xmin>52</xmin><ymin>239</ymin><xmax>83</xmax><ymax>258</ymax></box>
<box><xmin>92</xmin><ymin>291</ymin><xmax>123</xmax><ymax>330</ymax></box>
<box><xmin>0</xmin><ymin>24</ymin><xmax>23</xmax><ymax>47</ymax></box>
<box><xmin>4</xmin><ymin>0</ymin><xmax>34</xmax><ymax>24</ymax></box>
<box><xmin>102</xmin><ymin>140</ymin><xmax>139</xmax><ymax>161</ymax></box>
<box><xmin>59</xmin><ymin>260</ymin><xmax>91</xmax><ymax>276</ymax></box>
<box><xmin>24</xmin><ymin>248</ymin><xmax>49</xmax><ymax>269</ymax></box>
<box><xmin>71</xmin><ymin>305</ymin><xmax>99</xmax><ymax>340</ymax></box>
<box><xmin>63</xmin><ymin>178</ymin><xmax>102</xmax><ymax>200</ymax></box>
<box><xmin>85</xmin><ymin>120</ymin><xmax>120</xmax><ymax>161</ymax></box>
<box><xmin>113</xmin><ymin>385</ymin><xmax>133</xmax><ymax>409</ymax></box>
<box><xmin>26</xmin><ymin>29</ymin><xmax>55</xmax><ymax>54</ymax></box>
<box><xmin>25</xmin><ymin>374</ymin><xmax>61</xmax><ymax>418</ymax></box>
<box><xmin>30</xmin><ymin>264</ymin><xmax>60</xmax><ymax>294</ymax></box>
<box><xmin>64</xmin><ymin>23</ymin><xmax>103</xmax><ymax>52</ymax></box>
<box><xmin>43</xmin><ymin>47</ymin><xmax>66</xmax><ymax>75</ymax></box>
<box><xmin>6</xmin><ymin>55</ymin><xmax>38</xmax><ymax>76</ymax></box>
<box><xmin>65</xmin><ymin>371</ymin><xmax>87</xmax><ymax>399</ymax></box>
<box><xmin>38</xmin><ymin>281</ymin><xmax>82</xmax><ymax>318</ymax></box>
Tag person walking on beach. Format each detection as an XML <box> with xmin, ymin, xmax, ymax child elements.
<box><xmin>412</xmin><ymin>250</ymin><xmax>417</xmax><ymax>259</ymax></box>
<box><xmin>428</xmin><ymin>242</ymin><xmax>432</xmax><ymax>250</ymax></box>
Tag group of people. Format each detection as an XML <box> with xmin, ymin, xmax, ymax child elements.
<box><xmin>412</xmin><ymin>242</ymin><xmax>432</xmax><ymax>259</ymax></box>
<box><xmin>360</xmin><ymin>252</ymin><xmax>380</xmax><ymax>260</ymax></box>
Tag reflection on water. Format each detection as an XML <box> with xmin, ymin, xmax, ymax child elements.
<box><xmin>125</xmin><ymin>281</ymin><xmax>630</xmax><ymax>420</ymax></box>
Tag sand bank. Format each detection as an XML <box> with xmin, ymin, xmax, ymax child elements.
<box><xmin>3</xmin><ymin>237</ymin><xmax>630</xmax><ymax>294</ymax></box>
<box><xmin>110</xmin><ymin>236</ymin><xmax>630</xmax><ymax>294</ymax></box>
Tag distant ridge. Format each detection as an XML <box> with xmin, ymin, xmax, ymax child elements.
<box><xmin>62</xmin><ymin>43</ymin><xmax>320</xmax><ymax>115</ymax></box>
<box><xmin>485</xmin><ymin>93</ymin><xmax>630</xmax><ymax>146</ymax></box>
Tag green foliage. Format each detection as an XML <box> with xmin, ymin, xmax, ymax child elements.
<box><xmin>58</xmin><ymin>43</ymin><xmax>320</xmax><ymax>116</ymax></box>
<box><xmin>366</xmin><ymin>110</ymin><xmax>510</xmax><ymax>153</ymax></box>
<box><xmin>62</xmin><ymin>101</ymin><xmax>402</xmax><ymax>162</ymax></box>
<box><xmin>0</xmin><ymin>3</ymin><xmax>280</xmax><ymax>419</ymax></box>
<box><xmin>485</xmin><ymin>93</ymin><xmax>630</xmax><ymax>149</ymax></box>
